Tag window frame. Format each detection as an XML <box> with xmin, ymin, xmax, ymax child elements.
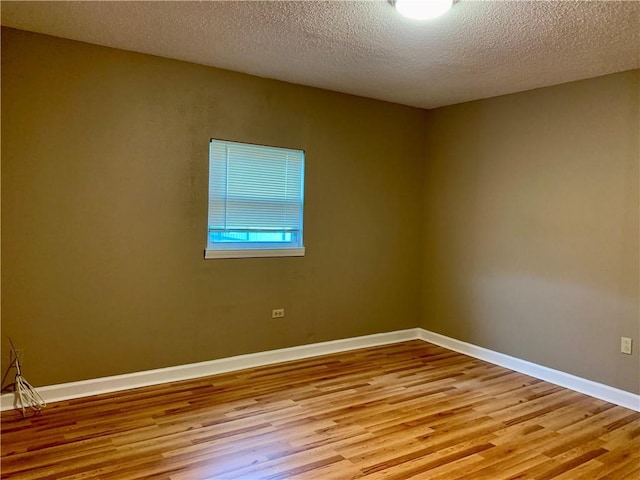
<box><xmin>204</xmin><ymin>138</ymin><xmax>306</xmax><ymax>260</ymax></box>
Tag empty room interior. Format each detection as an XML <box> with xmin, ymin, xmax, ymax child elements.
<box><xmin>1</xmin><ymin>1</ymin><xmax>639</xmax><ymax>479</ymax></box>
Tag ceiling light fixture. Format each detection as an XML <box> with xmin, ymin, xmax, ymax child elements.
<box><xmin>392</xmin><ymin>0</ymin><xmax>453</xmax><ymax>20</ymax></box>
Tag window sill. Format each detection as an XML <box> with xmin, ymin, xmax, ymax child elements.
<box><xmin>204</xmin><ymin>247</ymin><xmax>305</xmax><ymax>259</ymax></box>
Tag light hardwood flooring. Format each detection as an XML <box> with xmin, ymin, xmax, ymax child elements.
<box><xmin>1</xmin><ymin>340</ymin><xmax>639</xmax><ymax>479</ymax></box>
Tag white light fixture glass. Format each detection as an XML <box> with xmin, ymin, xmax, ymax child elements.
<box><xmin>394</xmin><ymin>0</ymin><xmax>453</xmax><ymax>20</ymax></box>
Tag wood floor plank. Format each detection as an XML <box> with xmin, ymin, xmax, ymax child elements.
<box><xmin>2</xmin><ymin>340</ymin><xmax>639</xmax><ymax>479</ymax></box>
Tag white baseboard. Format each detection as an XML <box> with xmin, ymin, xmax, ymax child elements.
<box><xmin>3</xmin><ymin>327</ymin><xmax>638</xmax><ymax>412</ymax></box>
<box><xmin>0</xmin><ymin>328</ymin><xmax>421</xmax><ymax>411</ymax></box>
<box><xmin>418</xmin><ymin>329</ymin><xmax>640</xmax><ymax>412</ymax></box>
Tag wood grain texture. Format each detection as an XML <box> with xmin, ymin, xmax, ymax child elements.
<box><xmin>1</xmin><ymin>341</ymin><xmax>639</xmax><ymax>479</ymax></box>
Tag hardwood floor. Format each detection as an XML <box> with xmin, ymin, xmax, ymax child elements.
<box><xmin>1</xmin><ymin>340</ymin><xmax>639</xmax><ymax>479</ymax></box>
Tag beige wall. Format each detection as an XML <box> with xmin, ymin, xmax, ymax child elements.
<box><xmin>1</xmin><ymin>28</ymin><xmax>425</xmax><ymax>385</ymax></box>
<box><xmin>2</xmin><ymin>28</ymin><xmax>638</xmax><ymax>395</ymax></box>
<box><xmin>422</xmin><ymin>70</ymin><xmax>640</xmax><ymax>393</ymax></box>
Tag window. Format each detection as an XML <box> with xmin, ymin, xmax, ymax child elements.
<box><xmin>205</xmin><ymin>139</ymin><xmax>305</xmax><ymax>259</ymax></box>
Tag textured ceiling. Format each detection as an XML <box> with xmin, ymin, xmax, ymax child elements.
<box><xmin>1</xmin><ymin>0</ymin><xmax>639</xmax><ymax>109</ymax></box>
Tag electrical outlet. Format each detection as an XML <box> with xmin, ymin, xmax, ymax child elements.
<box><xmin>272</xmin><ymin>308</ymin><xmax>285</xmax><ymax>319</ymax></box>
<box><xmin>621</xmin><ymin>337</ymin><xmax>632</xmax><ymax>355</ymax></box>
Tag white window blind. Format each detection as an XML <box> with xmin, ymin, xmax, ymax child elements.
<box><xmin>205</xmin><ymin>139</ymin><xmax>305</xmax><ymax>259</ymax></box>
